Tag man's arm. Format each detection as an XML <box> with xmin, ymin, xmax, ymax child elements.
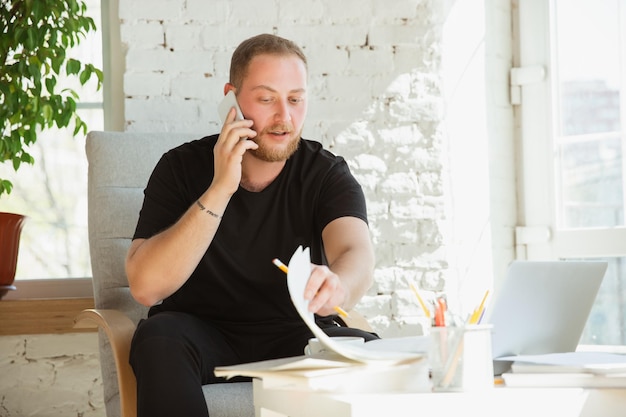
<box><xmin>304</xmin><ymin>216</ymin><xmax>375</xmax><ymax>316</ymax></box>
<box><xmin>125</xmin><ymin>187</ymin><xmax>230</xmax><ymax>307</ymax></box>
<box><xmin>125</xmin><ymin>110</ymin><xmax>258</xmax><ymax>307</ymax></box>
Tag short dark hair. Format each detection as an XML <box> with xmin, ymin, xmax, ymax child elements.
<box><xmin>229</xmin><ymin>34</ymin><xmax>308</xmax><ymax>90</ymax></box>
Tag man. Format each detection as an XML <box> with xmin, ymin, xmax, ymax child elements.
<box><xmin>126</xmin><ymin>33</ymin><xmax>377</xmax><ymax>417</ymax></box>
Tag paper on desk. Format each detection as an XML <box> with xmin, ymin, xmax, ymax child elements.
<box><xmin>363</xmin><ymin>336</ymin><xmax>430</xmax><ymax>354</ymax></box>
<box><xmin>501</xmin><ymin>371</ymin><xmax>626</xmax><ymax>388</ymax></box>
<box><xmin>214</xmin><ymin>355</ymin><xmax>358</xmax><ymax>388</ymax></box>
<box><xmin>287</xmin><ymin>246</ymin><xmax>423</xmax><ymax>365</ymax></box>
<box><xmin>497</xmin><ymin>351</ymin><xmax>626</xmax><ymax>374</ymax></box>
<box><xmin>215</xmin><ymin>354</ymin><xmax>430</xmax><ymax>392</ymax></box>
<box><xmin>215</xmin><ymin>355</ymin><xmax>354</xmax><ymax>376</ymax></box>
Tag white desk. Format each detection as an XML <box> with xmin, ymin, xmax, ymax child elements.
<box><xmin>253</xmin><ymin>379</ymin><xmax>626</xmax><ymax>417</ymax></box>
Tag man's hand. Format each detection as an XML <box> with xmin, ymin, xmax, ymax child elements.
<box><xmin>304</xmin><ymin>264</ymin><xmax>349</xmax><ymax>317</ymax></box>
<box><xmin>212</xmin><ymin>107</ymin><xmax>258</xmax><ymax>196</ymax></box>
<box><xmin>308</xmin><ymin>216</ymin><xmax>375</xmax><ymax>316</ymax></box>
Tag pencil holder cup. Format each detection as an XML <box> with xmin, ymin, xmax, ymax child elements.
<box><xmin>429</xmin><ymin>325</ymin><xmax>494</xmax><ymax>392</ymax></box>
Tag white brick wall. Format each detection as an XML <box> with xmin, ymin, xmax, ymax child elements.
<box><xmin>0</xmin><ymin>333</ymin><xmax>104</xmax><ymax>417</ymax></box>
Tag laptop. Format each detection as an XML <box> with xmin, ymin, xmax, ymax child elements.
<box><xmin>484</xmin><ymin>260</ymin><xmax>608</xmax><ymax>375</ymax></box>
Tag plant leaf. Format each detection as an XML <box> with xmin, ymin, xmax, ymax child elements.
<box><xmin>0</xmin><ymin>179</ymin><xmax>14</xmax><ymax>196</ymax></box>
<box><xmin>66</xmin><ymin>58</ymin><xmax>81</xmax><ymax>75</ymax></box>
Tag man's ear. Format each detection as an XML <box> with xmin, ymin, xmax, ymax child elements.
<box><xmin>223</xmin><ymin>83</ymin><xmax>236</xmax><ymax>95</ymax></box>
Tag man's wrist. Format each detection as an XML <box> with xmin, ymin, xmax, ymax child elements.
<box><xmin>195</xmin><ymin>200</ymin><xmax>222</xmax><ymax>219</ymax></box>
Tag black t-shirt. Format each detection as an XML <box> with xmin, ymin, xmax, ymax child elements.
<box><xmin>133</xmin><ymin>134</ymin><xmax>367</xmax><ymax>329</ymax></box>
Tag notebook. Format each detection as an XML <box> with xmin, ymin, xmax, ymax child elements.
<box><xmin>484</xmin><ymin>260</ymin><xmax>608</xmax><ymax>375</ymax></box>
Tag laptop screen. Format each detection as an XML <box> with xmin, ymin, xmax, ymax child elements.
<box><xmin>485</xmin><ymin>260</ymin><xmax>607</xmax><ymax>375</ymax></box>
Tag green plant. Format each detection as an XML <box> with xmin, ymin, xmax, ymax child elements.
<box><xmin>0</xmin><ymin>0</ymin><xmax>103</xmax><ymax>197</ymax></box>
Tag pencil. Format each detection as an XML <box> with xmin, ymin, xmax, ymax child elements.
<box><xmin>410</xmin><ymin>282</ymin><xmax>431</xmax><ymax>319</ymax></box>
<box><xmin>468</xmin><ymin>289</ymin><xmax>490</xmax><ymax>324</ymax></box>
<box><xmin>272</xmin><ymin>258</ymin><xmax>349</xmax><ymax>318</ymax></box>
<box><xmin>272</xmin><ymin>258</ymin><xmax>289</xmax><ymax>274</ymax></box>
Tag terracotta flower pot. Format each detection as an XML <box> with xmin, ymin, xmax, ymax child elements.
<box><xmin>0</xmin><ymin>212</ymin><xmax>26</xmax><ymax>300</ymax></box>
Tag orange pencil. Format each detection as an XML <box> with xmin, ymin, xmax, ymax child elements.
<box><xmin>434</xmin><ymin>297</ymin><xmax>447</xmax><ymax>327</ymax></box>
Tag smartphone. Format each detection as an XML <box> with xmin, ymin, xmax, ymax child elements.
<box><xmin>217</xmin><ymin>90</ymin><xmax>245</xmax><ymax>124</ymax></box>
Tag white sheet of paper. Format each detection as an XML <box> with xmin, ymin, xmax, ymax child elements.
<box><xmin>215</xmin><ymin>355</ymin><xmax>354</xmax><ymax>375</ymax></box>
<box><xmin>498</xmin><ymin>351</ymin><xmax>626</xmax><ymax>374</ymax></box>
<box><xmin>364</xmin><ymin>336</ymin><xmax>431</xmax><ymax>354</ymax></box>
<box><xmin>287</xmin><ymin>246</ymin><xmax>423</xmax><ymax>365</ymax></box>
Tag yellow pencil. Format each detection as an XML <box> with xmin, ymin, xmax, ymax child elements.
<box><xmin>469</xmin><ymin>289</ymin><xmax>490</xmax><ymax>324</ymax></box>
<box><xmin>410</xmin><ymin>282</ymin><xmax>431</xmax><ymax>319</ymax></box>
<box><xmin>272</xmin><ymin>258</ymin><xmax>289</xmax><ymax>274</ymax></box>
<box><xmin>272</xmin><ymin>258</ymin><xmax>349</xmax><ymax>318</ymax></box>
<box><xmin>332</xmin><ymin>306</ymin><xmax>350</xmax><ymax>318</ymax></box>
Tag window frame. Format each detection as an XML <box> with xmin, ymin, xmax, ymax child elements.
<box><xmin>514</xmin><ymin>0</ymin><xmax>626</xmax><ymax>260</ymax></box>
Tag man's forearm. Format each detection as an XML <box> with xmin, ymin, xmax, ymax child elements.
<box><xmin>329</xmin><ymin>245</ymin><xmax>375</xmax><ymax>310</ymax></box>
<box><xmin>125</xmin><ymin>189</ymin><xmax>230</xmax><ymax>306</ymax></box>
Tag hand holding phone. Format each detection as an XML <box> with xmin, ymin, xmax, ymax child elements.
<box><xmin>217</xmin><ymin>90</ymin><xmax>245</xmax><ymax>124</ymax></box>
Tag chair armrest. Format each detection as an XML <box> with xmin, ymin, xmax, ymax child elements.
<box><xmin>74</xmin><ymin>309</ymin><xmax>137</xmax><ymax>417</ymax></box>
<box><xmin>339</xmin><ymin>310</ymin><xmax>374</xmax><ymax>332</ymax></box>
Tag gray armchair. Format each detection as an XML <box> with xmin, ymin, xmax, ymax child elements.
<box><xmin>74</xmin><ymin>131</ymin><xmax>373</xmax><ymax>417</ymax></box>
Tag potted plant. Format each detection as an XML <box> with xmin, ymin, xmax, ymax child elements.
<box><xmin>0</xmin><ymin>0</ymin><xmax>103</xmax><ymax>296</ymax></box>
<box><xmin>0</xmin><ymin>212</ymin><xmax>25</xmax><ymax>299</ymax></box>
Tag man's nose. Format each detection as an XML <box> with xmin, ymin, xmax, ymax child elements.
<box><xmin>274</xmin><ymin>101</ymin><xmax>291</xmax><ymax>124</ymax></box>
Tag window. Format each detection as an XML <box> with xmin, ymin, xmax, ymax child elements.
<box><xmin>1</xmin><ymin>0</ymin><xmax>104</xmax><ymax>295</ymax></box>
<box><xmin>515</xmin><ymin>0</ymin><xmax>626</xmax><ymax>345</ymax></box>
<box><xmin>553</xmin><ymin>1</ymin><xmax>624</xmax><ymax>230</ymax></box>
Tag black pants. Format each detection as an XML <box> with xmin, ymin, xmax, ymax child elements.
<box><xmin>129</xmin><ymin>311</ymin><xmax>378</xmax><ymax>417</ymax></box>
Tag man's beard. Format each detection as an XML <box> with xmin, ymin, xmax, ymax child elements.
<box><xmin>250</xmin><ymin>125</ymin><xmax>301</xmax><ymax>162</ymax></box>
